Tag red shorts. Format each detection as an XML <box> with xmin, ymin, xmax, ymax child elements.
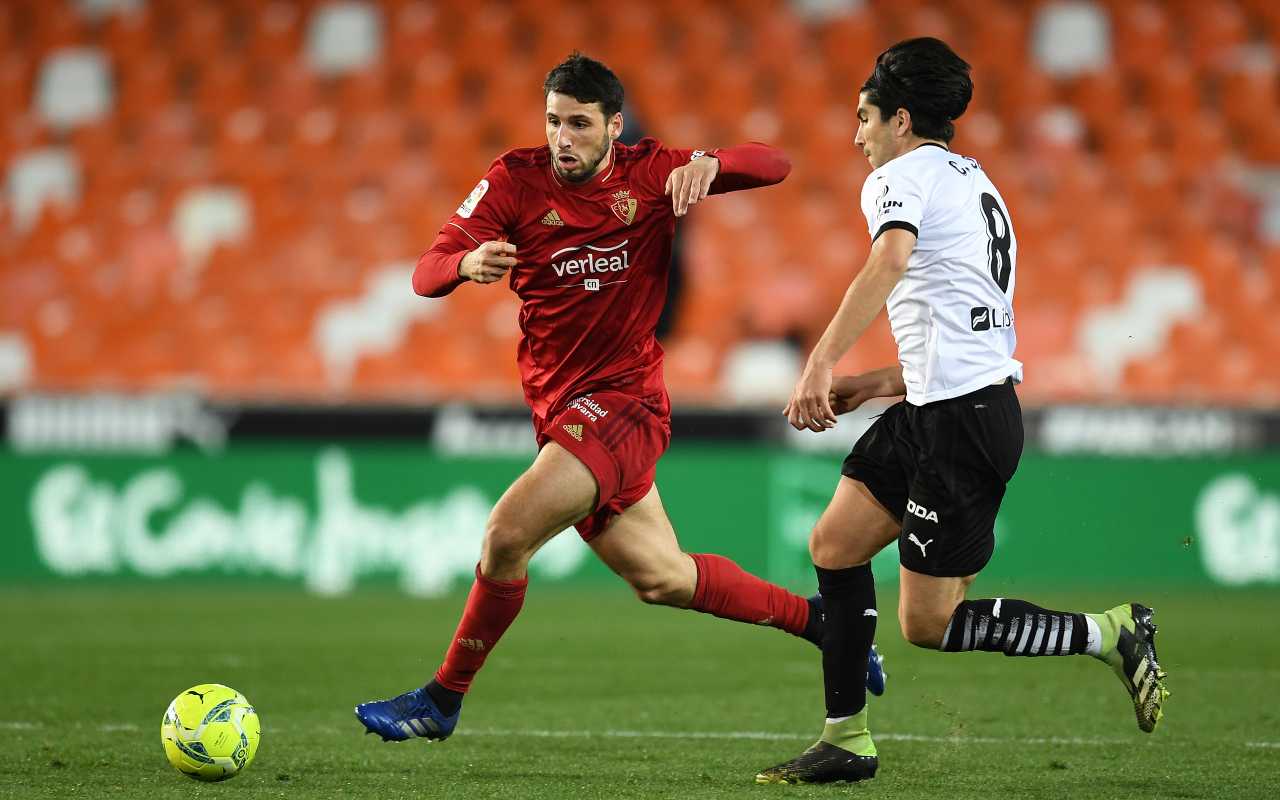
<box><xmin>533</xmin><ymin>390</ymin><xmax>672</xmax><ymax>541</ymax></box>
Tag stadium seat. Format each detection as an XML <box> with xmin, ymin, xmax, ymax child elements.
<box><xmin>1112</xmin><ymin>2</ymin><xmax>1175</xmax><ymax>78</ymax></box>
<box><xmin>6</xmin><ymin>147</ymin><xmax>81</xmax><ymax>233</ymax></box>
<box><xmin>170</xmin><ymin>186</ymin><xmax>251</xmax><ymax>276</ymax></box>
<box><xmin>1032</xmin><ymin>1</ymin><xmax>1111</xmax><ymax>77</ymax></box>
<box><xmin>34</xmin><ymin>47</ymin><xmax>111</xmax><ymax>131</ymax></box>
<box><xmin>0</xmin><ymin>331</ymin><xmax>32</xmax><ymax>392</ymax></box>
<box><xmin>306</xmin><ymin>1</ymin><xmax>384</xmax><ymax>76</ymax></box>
<box><xmin>721</xmin><ymin>339</ymin><xmax>802</xmax><ymax>405</ymax></box>
<box><xmin>84</xmin><ymin>0</ymin><xmax>144</xmax><ymax>23</ymax></box>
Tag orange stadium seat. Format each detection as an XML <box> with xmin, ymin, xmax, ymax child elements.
<box><xmin>1183</xmin><ymin>0</ymin><xmax>1249</xmax><ymax>71</ymax></box>
<box><xmin>1112</xmin><ymin>2</ymin><xmax>1176</xmax><ymax>78</ymax></box>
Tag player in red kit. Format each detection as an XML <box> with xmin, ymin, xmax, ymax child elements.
<box><xmin>354</xmin><ymin>53</ymin><xmax>884</xmax><ymax>744</ymax></box>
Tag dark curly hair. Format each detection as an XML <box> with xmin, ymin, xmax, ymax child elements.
<box><xmin>543</xmin><ymin>52</ymin><xmax>624</xmax><ymax>118</ymax></box>
<box><xmin>861</xmin><ymin>37</ymin><xmax>973</xmax><ymax>143</ymax></box>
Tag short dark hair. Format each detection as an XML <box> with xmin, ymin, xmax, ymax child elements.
<box><xmin>861</xmin><ymin>37</ymin><xmax>972</xmax><ymax>143</ymax></box>
<box><xmin>543</xmin><ymin>53</ymin><xmax>625</xmax><ymax>119</ymax></box>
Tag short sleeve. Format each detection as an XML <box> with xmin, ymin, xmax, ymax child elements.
<box><xmin>442</xmin><ymin>159</ymin><xmax>521</xmax><ymax>247</ymax></box>
<box><xmin>864</xmin><ymin>168</ymin><xmax>926</xmax><ymax>242</ymax></box>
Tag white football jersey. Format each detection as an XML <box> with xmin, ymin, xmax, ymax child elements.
<box><xmin>859</xmin><ymin>143</ymin><xmax>1023</xmax><ymax>405</ymax></box>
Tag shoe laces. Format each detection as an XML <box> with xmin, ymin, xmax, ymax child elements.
<box><xmin>389</xmin><ymin>690</ymin><xmax>427</xmax><ymax>718</ymax></box>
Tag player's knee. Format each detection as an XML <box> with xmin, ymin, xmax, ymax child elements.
<box><xmin>481</xmin><ymin>516</ymin><xmax>538</xmax><ymax>569</ymax></box>
<box><xmin>899</xmin><ymin>606</ymin><xmax>948</xmax><ymax>649</ymax></box>
<box><xmin>808</xmin><ymin>523</ymin><xmax>845</xmax><ymax>568</ymax></box>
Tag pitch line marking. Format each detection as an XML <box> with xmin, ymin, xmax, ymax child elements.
<box><xmin>4</xmin><ymin>721</ymin><xmax>1278</xmax><ymax>750</ymax></box>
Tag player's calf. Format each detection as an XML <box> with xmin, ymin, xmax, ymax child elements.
<box><xmin>628</xmin><ymin>570</ymin><xmax>695</xmax><ymax>607</ymax></box>
<box><xmin>940</xmin><ymin>598</ymin><xmax>1091</xmax><ymax>655</ymax></box>
<box><xmin>898</xmin><ymin>603</ymin><xmax>955</xmax><ymax>648</ymax></box>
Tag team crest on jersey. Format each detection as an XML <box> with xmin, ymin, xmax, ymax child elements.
<box><xmin>610</xmin><ymin>189</ymin><xmax>637</xmax><ymax>225</ymax></box>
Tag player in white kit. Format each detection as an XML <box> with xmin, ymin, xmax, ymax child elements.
<box><xmin>755</xmin><ymin>38</ymin><xmax>1169</xmax><ymax>785</ymax></box>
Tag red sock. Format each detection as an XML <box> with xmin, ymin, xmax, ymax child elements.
<box><xmin>433</xmin><ymin>564</ymin><xmax>528</xmax><ymax>693</ymax></box>
<box><xmin>688</xmin><ymin>553</ymin><xmax>809</xmax><ymax>637</ymax></box>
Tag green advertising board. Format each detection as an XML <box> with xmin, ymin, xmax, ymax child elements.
<box><xmin>1</xmin><ymin>445</ymin><xmax>1276</xmax><ymax>593</ymax></box>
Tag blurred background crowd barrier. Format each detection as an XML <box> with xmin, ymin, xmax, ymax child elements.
<box><xmin>1</xmin><ymin>0</ymin><xmax>1277</xmax><ymax>595</ymax></box>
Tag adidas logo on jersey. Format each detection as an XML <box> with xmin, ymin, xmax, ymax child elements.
<box><xmin>562</xmin><ymin>424</ymin><xmax>584</xmax><ymax>441</ymax></box>
<box><xmin>541</xmin><ymin>209</ymin><xmax>564</xmax><ymax>226</ymax></box>
<box><xmin>457</xmin><ymin>638</ymin><xmax>486</xmax><ymax>652</ymax></box>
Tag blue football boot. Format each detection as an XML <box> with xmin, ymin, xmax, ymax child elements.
<box><xmin>355</xmin><ymin>687</ymin><xmax>460</xmax><ymax>742</ymax></box>
<box><xmin>866</xmin><ymin>643</ymin><xmax>886</xmax><ymax>697</ymax></box>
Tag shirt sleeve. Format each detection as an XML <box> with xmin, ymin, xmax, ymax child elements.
<box><xmin>412</xmin><ymin>158</ymin><xmax>521</xmax><ymax>297</ymax></box>
<box><xmin>411</xmin><ymin>234</ymin><xmax>470</xmax><ymax>298</ymax></box>
<box><xmin>643</xmin><ymin>142</ymin><xmax>790</xmax><ymax>196</ymax></box>
<box><xmin>442</xmin><ymin>158</ymin><xmax>520</xmax><ymax>249</ymax></box>
<box><xmin>865</xmin><ymin>166</ymin><xmax>926</xmax><ymax>242</ymax></box>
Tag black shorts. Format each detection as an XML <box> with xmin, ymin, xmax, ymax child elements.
<box><xmin>841</xmin><ymin>380</ymin><xmax>1024</xmax><ymax>577</ymax></box>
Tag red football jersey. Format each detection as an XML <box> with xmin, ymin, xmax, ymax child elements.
<box><xmin>414</xmin><ymin>138</ymin><xmax>789</xmax><ymax>418</ymax></box>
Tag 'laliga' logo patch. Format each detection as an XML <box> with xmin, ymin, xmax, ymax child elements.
<box><xmin>457</xmin><ymin>179</ymin><xmax>489</xmax><ymax>219</ymax></box>
<box><xmin>610</xmin><ymin>189</ymin><xmax>637</xmax><ymax>225</ymax></box>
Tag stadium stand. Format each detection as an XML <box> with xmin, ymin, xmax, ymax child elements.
<box><xmin>0</xmin><ymin>0</ymin><xmax>1277</xmax><ymax>405</ymax></box>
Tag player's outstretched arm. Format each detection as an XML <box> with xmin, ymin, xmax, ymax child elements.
<box><xmin>663</xmin><ymin>143</ymin><xmax>790</xmax><ymax>216</ymax></box>
<box><xmin>828</xmin><ymin>366</ymin><xmax>906</xmax><ymax>415</ymax></box>
<box><xmin>785</xmin><ymin>228</ymin><xmax>915</xmax><ymax>432</ymax></box>
<box><xmin>707</xmin><ymin>142</ymin><xmax>791</xmax><ymax>193</ymax></box>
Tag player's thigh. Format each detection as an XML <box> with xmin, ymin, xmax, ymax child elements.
<box><xmin>486</xmin><ymin>441</ymin><xmax>599</xmax><ymax>555</ymax></box>
<box><xmin>809</xmin><ymin>477</ymin><xmax>902</xmax><ymax>569</ymax></box>
<box><xmin>897</xmin><ymin>565</ymin><xmax>976</xmax><ymax>646</ymax></box>
<box><xmin>588</xmin><ymin>485</ymin><xmax>695</xmax><ymax>593</ymax></box>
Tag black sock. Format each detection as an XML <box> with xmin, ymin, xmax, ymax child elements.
<box><xmin>801</xmin><ymin>595</ymin><xmax>824</xmax><ymax>647</ymax></box>
<box><xmin>941</xmin><ymin>598</ymin><xmax>1087</xmax><ymax>656</ymax></box>
<box><xmin>816</xmin><ymin>563</ymin><xmax>876</xmax><ymax>718</ymax></box>
<box><xmin>424</xmin><ymin>679</ymin><xmax>463</xmax><ymax>715</ymax></box>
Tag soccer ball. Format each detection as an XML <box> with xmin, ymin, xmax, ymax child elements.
<box><xmin>160</xmin><ymin>683</ymin><xmax>260</xmax><ymax>782</ymax></box>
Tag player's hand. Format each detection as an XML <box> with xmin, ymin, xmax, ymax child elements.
<box><xmin>459</xmin><ymin>241</ymin><xmax>517</xmax><ymax>284</ymax></box>
<box><xmin>664</xmin><ymin>155</ymin><xmax>719</xmax><ymax>217</ymax></box>
<box><xmin>785</xmin><ymin>365</ymin><xmax>837</xmax><ymax>433</ymax></box>
<box><xmin>828</xmin><ymin>373</ymin><xmax>889</xmax><ymax>416</ymax></box>
<box><xmin>827</xmin><ymin>367</ymin><xmax>907</xmax><ymax>414</ymax></box>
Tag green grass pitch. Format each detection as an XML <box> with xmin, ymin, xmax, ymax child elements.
<box><xmin>2</xmin><ymin>583</ymin><xmax>1277</xmax><ymax>798</ymax></box>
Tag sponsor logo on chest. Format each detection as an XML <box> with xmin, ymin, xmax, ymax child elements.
<box><xmin>549</xmin><ymin>239</ymin><xmax>632</xmax><ymax>290</ymax></box>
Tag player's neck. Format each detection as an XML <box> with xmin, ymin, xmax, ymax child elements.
<box><xmin>883</xmin><ymin>136</ymin><xmax>948</xmax><ymax>167</ymax></box>
<box><xmin>905</xmin><ymin>136</ymin><xmax>948</xmax><ymax>155</ymax></box>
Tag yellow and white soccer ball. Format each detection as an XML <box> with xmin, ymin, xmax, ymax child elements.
<box><xmin>160</xmin><ymin>683</ymin><xmax>260</xmax><ymax>782</ymax></box>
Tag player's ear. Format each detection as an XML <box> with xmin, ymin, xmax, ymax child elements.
<box><xmin>609</xmin><ymin>112</ymin><xmax>623</xmax><ymax>141</ymax></box>
<box><xmin>895</xmin><ymin>107</ymin><xmax>911</xmax><ymax>138</ymax></box>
